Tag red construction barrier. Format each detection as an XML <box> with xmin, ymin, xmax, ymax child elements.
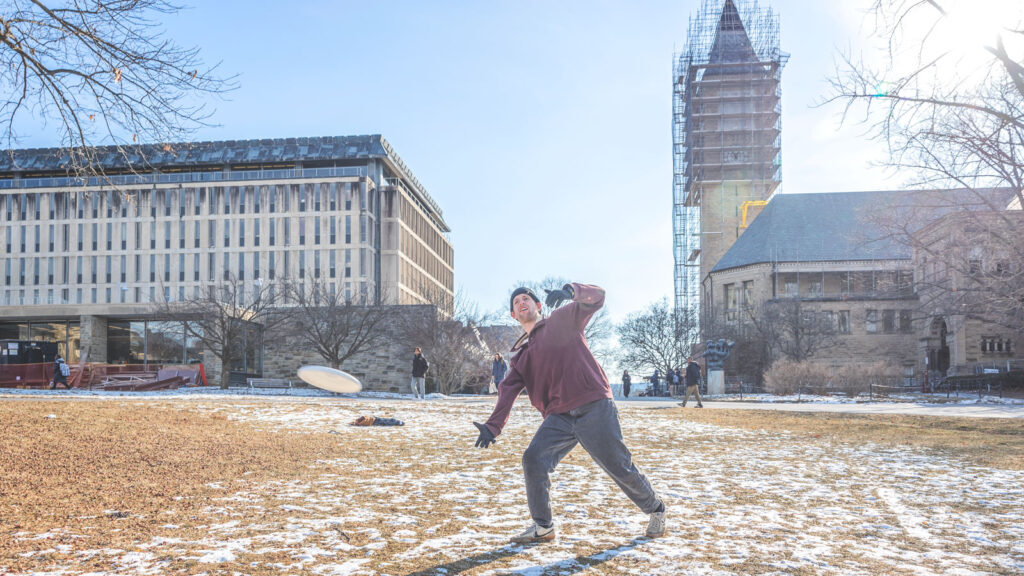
<box><xmin>0</xmin><ymin>363</ymin><xmax>54</xmax><ymax>388</ymax></box>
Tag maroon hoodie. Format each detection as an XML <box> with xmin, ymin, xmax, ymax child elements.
<box><xmin>483</xmin><ymin>283</ymin><xmax>612</xmax><ymax>436</ymax></box>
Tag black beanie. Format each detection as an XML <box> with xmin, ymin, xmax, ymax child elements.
<box><xmin>509</xmin><ymin>287</ymin><xmax>540</xmax><ymax>313</ymax></box>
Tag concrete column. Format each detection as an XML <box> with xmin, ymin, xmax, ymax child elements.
<box><xmin>79</xmin><ymin>315</ymin><xmax>108</xmax><ymax>363</ymax></box>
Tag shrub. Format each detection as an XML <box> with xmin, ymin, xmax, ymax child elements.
<box><xmin>764</xmin><ymin>360</ymin><xmax>832</xmax><ymax>395</ymax></box>
<box><xmin>834</xmin><ymin>361</ymin><xmax>901</xmax><ymax>397</ymax></box>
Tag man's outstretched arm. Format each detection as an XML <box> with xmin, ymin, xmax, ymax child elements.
<box><xmin>472</xmin><ymin>369</ymin><xmax>524</xmax><ymax>447</ymax></box>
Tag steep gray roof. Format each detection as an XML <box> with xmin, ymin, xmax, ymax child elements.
<box><xmin>0</xmin><ymin>135</ymin><xmax>391</xmax><ymax>172</ymax></box>
<box><xmin>711</xmin><ymin>191</ymin><xmax>909</xmax><ymax>272</ymax></box>
<box><xmin>711</xmin><ymin>189</ymin><xmax>1015</xmax><ymax>273</ymax></box>
<box><xmin>706</xmin><ymin>0</ymin><xmax>759</xmax><ymax>65</ymax></box>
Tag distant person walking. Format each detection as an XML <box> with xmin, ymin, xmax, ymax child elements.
<box><xmin>489</xmin><ymin>353</ymin><xmax>508</xmax><ymax>394</ymax></box>
<box><xmin>680</xmin><ymin>357</ymin><xmax>703</xmax><ymax>408</ymax></box>
<box><xmin>50</xmin><ymin>356</ymin><xmax>71</xmax><ymax>390</ymax></box>
<box><xmin>411</xmin><ymin>347</ymin><xmax>429</xmax><ymax>399</ymax></box>
<box><xmin>650</xmin><ymin>370</ymin><xmax>660</xmax><ymax>397</ymax></box>
<box><xmin>622</xmin><ymin>369</ymin><xmax>632</xmax><ymax>399</ymax></box>
<box><xmin>670</xmin><ymin>368</ymin><xmax>681</xmax><ymax>396</ymax></box>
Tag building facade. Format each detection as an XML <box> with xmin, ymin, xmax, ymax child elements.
<box><xmin>706</xmin><ymin>190</ymin><xmax>1021</xmax><ymax>382</ymax></box>
<box><xmin>912</xmin><ymin>211</ymin><xmax>1023</xmax><ymax>375</ymax></box>
<box><xmin>0</xmin><ymin>135</ymin><xmax>453</xmax><ymax>385</ymax></box>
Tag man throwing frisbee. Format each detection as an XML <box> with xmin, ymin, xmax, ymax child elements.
<box><xmin>473</xmin><ymin>282</ymin><xmax>666</xmax><ymax>543</ymax></box>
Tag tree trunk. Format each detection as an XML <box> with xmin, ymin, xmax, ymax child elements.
<box><xmin>220</xmin><ymin>355</ymin><xmax>232</xmax><ymax>389</ymax></box>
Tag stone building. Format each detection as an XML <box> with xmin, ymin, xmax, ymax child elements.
<box><xmin>706</xmin><ymin>189</ymin><xmax>1021</xmax><ymax>381</ymax></box>
<box><xmin>912</xmin><ymin>210</ymin><xmax>1024</xmax><ymax>375</ymax></box>
<box><xmin>0</xmin><ymin>135</ymin><xmax>453</xmax><ymax>388</ymax></box>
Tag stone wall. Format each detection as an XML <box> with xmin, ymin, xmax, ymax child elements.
<box><xmin>261</xmin><ymin>305</ymin><xmax>435</xmax><ymax>393</ymax></box>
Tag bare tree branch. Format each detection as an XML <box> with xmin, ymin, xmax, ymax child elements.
<box><xmin>0</xmin><ymin>0</ymin><xmax>235</xmax><ymax>177</ymax></box>
<box><xmin>275</xmin><ymin>277</ymin><xmax>394</xmax><ymax>370</ymax></box>
<box><xmin>154</xmin><ymin>275</ymin><xmax>284</xmax><ymax>388</ymax></box>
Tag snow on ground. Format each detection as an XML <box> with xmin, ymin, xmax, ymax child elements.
<box><xmin>5</xmin><ymin>391</ymin><xmax>1024</xmax><ymax>574</ymax></box>
<box><xmin>3</xmin><ymin>385</ymin><xmax>1021</xmax><ymax>406</ymax></box>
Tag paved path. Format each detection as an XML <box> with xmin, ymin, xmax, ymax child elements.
<box><xmin>627</xmin><ymin>398</ymin><xmax>1024</xmax><ymax>418</ymax></box>
<box><xmin>4</xmin><ymin>389</ymin><xmax>1023</xmax><ymax>418</ymax></box>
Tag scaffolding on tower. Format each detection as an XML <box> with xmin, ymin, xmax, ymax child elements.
<box><xmin>672</xmin><ymin>0</ymin><xmax>785</xmax><ymax>330</ymax></box>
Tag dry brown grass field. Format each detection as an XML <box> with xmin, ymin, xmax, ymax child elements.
<box><xmin>2</xmin><ymin>397</ymin><xmax>1022</xmax><ymax>575</ymax></box>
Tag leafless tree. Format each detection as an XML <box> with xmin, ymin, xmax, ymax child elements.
<box><xmin>275</xmin><ymin>277</ymin><xmax>395</xmax><ymax>370</ymax></box>
<box><xmin>154</xmin><ymin>275</ymin><xmax>285</xmax><ymax>388</ymax></box>
<box><xmin>824</xmin><ymin>1</ymin><xmax>1024</xmax><ymax>330</ymax></box>
<box><xmin>398</xmin><ymin>285</ymin><xmax>490</xmax><ymax>395</ymax></box>
<box><xmin>616</xmin><ymin>299</ymin><xmax>696</xmax><ymax>379</ymax></box>
<box><xmin>910</xmin><ymin>210</ymin><xmax>1024</xmax><ymax>330</ymax></box>
<box><xmin>0</xmin><ymin>0</ymin><xmax>234</xmax><ymax>175</ymax></box>
<box><xmin>757</xmin><ymin>299</ymin><xmax>840</xmax><ymax>363</ymax></box>
<box><xmin>509</xmin><ymin>276</ymin><xmax>615</xmax><ymax>364</ymax></box>
<box><xmin>704</xmin><ymin>299</ymin><xmax>838</xmax><ymax>382</ymax></box>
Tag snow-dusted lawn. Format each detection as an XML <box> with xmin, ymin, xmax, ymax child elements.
<box><xmin>4</xmin><ymin>395</ymin><xmax>1023</xmax><ymax>575</ymax></box>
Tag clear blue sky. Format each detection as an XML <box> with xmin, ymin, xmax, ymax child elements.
<box><xmin>20</xmin><ymin>1</ymin><xmax>903</xmax><ymax>322</ymax></box>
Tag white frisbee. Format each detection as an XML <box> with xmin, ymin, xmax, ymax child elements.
<box><xmin>297</xmin><ymin>365</ymin><xmax>362</xmax><ymax>394</ymax></box>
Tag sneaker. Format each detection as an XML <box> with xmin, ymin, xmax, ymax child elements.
<box><xmin>696</xmin><ymin>404</ymin><xmax>703</xmax><ymax>408</ymax></box>
<box><xmin>510</xmin><ymin>523</ymin><xmax>555</xmax><ymax>544</ymax></box>
<box><xmin>646</xmin><ymin>510</ymin><xmax>666</xmax><ymax>538</ymax></box>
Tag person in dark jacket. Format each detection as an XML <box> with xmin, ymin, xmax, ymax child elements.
<box><xmin>472</xmin><ymin>283</ymin><xmax>666</xmax><ymax>543</ymax></box>
<box><xmin>680</xmin><ymin>357</ymin><xmax>704</xmax><ymax>408</ymax></box>
<box><xmin>622</xmin><ymin>369</ymin><xmax>632</xmax><ymax>399</ymax></box>
<box><xmin>649</xmin><ymin>370</ymin><xmax>660</xmax><ymax>396</ymax></box>
<box><xmin>489</xmin><ymin>353</ymin><xmax>507</xmax><ymax>394</ymax></box>
<box><xmin>411</xmin><ymin>347</ymin><xmax>429</xmax><ymax>400</ymax></box>
<box><xmin>50</xmin><ymin>356</ymin><xmax>71</xmax><ymax>390</ymax></box>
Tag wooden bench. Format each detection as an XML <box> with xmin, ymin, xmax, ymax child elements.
<box><xmin>247</xmin><ymin>378</ymin><xmax>292</xmax><ymax>393</ymax></box>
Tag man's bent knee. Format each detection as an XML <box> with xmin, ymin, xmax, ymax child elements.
<box><xmin>522</xmin><ymin>446</ymin><xmax>552</xmax><ymax>477</ymax></box>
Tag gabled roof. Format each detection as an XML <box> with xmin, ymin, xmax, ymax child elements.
<box><xmin>711</xmin><ymin>189</ymin><xmax>1017</xmax><ymax>273</ymax></box>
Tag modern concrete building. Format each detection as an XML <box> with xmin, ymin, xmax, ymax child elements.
<box><xmin>0</xmin><ymin>135</ymin><xmax>453</xmax><ymax>382</ymax></box>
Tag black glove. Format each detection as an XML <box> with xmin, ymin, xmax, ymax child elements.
<box><xmin>473</xmin><ymin>421</ymin><xmax>496</xmax><ymax>448</ymax></box>
<box><xmin>544</xmin><ymin>284</ymin><xmax>575</xmax><ymax>309</ymax></box>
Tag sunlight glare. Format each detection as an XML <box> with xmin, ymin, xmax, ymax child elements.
<box><xmin>889</xmin><ymin>0</ymin><xmax>1024</xmax><ymax>87</ymax></box>
<box><xmin>936</xmin><ymin>0</ymin><xmax>1023</xmax><ymax>57</ymax></box>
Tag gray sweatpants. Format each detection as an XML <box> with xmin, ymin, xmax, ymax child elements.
<box><xmin>522</xmin><ymin>398</ymin><xmax>663</xmax><ymax>528</ymax></box>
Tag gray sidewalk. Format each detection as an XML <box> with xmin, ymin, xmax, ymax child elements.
<box><xmin>640</xmin><ymin>399</ymin><xmax>1024</xmax><ymax>418</ymax></box>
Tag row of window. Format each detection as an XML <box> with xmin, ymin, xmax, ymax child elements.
<box><xmin>1</xmin><ymin>280</ymin><xmax>371</xmax><ymax>307</ymax></box>
<box><xmin>399</xmin><ymin>195</ymin><xmax>453</xmax><ymax>265</ymax></box>
<box><xmin>721</xmin><ymin>306</ymin><xmax>914</xmax><ymax>336</ymax></box>
<box><xmin>399</xmin><ymin>227</ymin><xmax>453</xmax><ymax>291</ymax></box>
<box><xmin>1</xmin><ymin>182</ymin><xmax>369</xmax><ymax>221</ymax></box>
<box><xmin>864</xmin><ymin>309</ymin><xmax>914</xmax><ymax>334</ymax></box>
<box><xmin>920</xmin><ymin>257</ymin><xmax>1014</xmax><ymax>283</ymax></box>
<box><xmin>980</xmin><ymin>337</ymin><xmax>1015</xmax><ymax>354</ymax></box>
<box><xmin>2</xmin><ymin>249</ymin><xmax>369</xmax><ymax>287</ymax></box>
<box><xmin>722</xmin><ymin>272</ymin><xmax>917</xmax><ymax>318</ymax></box>
<box><xmin>2</xmin><ymin>214</ymin><xmax>370</xmax><ymax>253</ymax></box>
